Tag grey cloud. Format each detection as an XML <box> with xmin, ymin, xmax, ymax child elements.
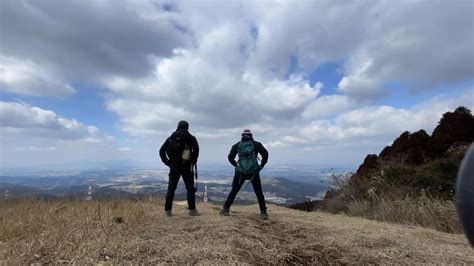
<box><xmin>338</xmin><ymin>1</ymin><xmax>474</xmax><ymax>98</ymax></box>
<box><xmin>0</xmin><ymin>0</ymin><xmax>190</xmax><ymax>96</ymax></box>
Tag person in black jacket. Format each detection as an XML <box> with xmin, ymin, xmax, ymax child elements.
<box><xmin>159</xmin><ymin>120</ymin><xmax>199</xmax><ymax>217</ymax></box>
<box><xmin>220</xmin><ymin>129</ymin><xmax>269</xmax><ymax>219</ymax></box>
<box><xmin>456</xmin><ymin>144</ymin><xmax>474</xmax><ymax>246</ymax></box>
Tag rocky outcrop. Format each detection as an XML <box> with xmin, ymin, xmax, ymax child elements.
<box><xmin>379</xmin><ymin>130</ymin><xmax>434</xmax><ymax>165</ymax></box>
<box><xmin>376</xmin><ymin>107</ymin><xmax>473</xmax><ymax>166</ymax></box>
<box><xmin>326</xmin><ymin>106</ymin><xmax>474</xmax><ymax>201</ymax></box>
<box><xmin>431</xmin><ymin>106</ymin><xmax>474</xmax><ymax>154</ymax></box>
<box><xmin>356</xmin><ymin>154</ymin><xmax>378</xmax><ymax>176</ymax></box>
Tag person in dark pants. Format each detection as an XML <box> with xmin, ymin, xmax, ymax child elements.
<box><xmin>159</xmin><ymin>120</ymin><xmax>199</xmax><ymax>217</ymax></box>
<box><xmin>220</xmin><ymin>129</ymin><xmax>269</xmax><ymax>219</ymax></box>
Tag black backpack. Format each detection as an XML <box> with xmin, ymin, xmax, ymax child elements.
<box><xmin>166</xmin><ymin>130</ymin><xmax>191</xmax><ymax>163</ymax></box>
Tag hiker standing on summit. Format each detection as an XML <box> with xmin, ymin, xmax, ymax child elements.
<box><xmin>160</xmin><ymin>121</ymin><xmax>199</xmax><ymax>217</ymax></box>
<box><xmin>220</xmin><ymin>129</ymin><xmax>269</xmax><ymax>219</ymax></box>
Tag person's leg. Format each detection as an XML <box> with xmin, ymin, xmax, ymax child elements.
<box><xmin>223</xmin><ymin>172</ymin><xmax>246</xmax><ymax>210</ymax></box>
<box><xmin>251</xmin><ymin>173</ymin><xmax>267</xmax><ymax>212</ymax></box>
<box><xmin>164</xmin><ymin>165</ymin><xmax>180</xmax><ymax>212</ymax></box>
<box><xmin>182</xmin><ymin>164</ymin><xmax>196</xmax><ymax>210</ymax></box>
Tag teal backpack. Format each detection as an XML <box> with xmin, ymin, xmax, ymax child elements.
<box><xmin>236</xmin><ymin>141</ymin><xmax>259</xmax><ymax>175</ymax></box>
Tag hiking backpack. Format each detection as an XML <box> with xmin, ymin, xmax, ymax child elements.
<box><xmin>236</xmin><ymin>141</ymin><xmax>259</xmax><ymax>175</ymax></box>
<box><xmin>167</xmin><ymin>130</ymin><xmax>191</xmax><ymax>163</ymax></box>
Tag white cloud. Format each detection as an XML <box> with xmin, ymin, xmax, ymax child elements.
<box><xmin>270</xmin><ymin>90</ymin><xmax>474</xmax><ymax>151</ymax></box>
<box><xmin>105</xmin><ymin>50</ymin><xmax>321</xmax><ymax>136</ymax></box>
<box><xmin>0</xmin><ymin>101</ymin><xmax>126</xmax><ymax>168</ymax></box>
<box><xmin>15</xmin><ymin>146</ymin><xmax>57</xmax><ymax>151</ymax></box>
<box><xmin>337</xmin><ymin>59</ymin><xmax>383</xmax><ymax>99</ymax></box>
<box><xmin>0</xmin><ymin>56</ymin><xmax>74</xmax><ymax>96</ymax></box>
<box><xmin>0</xmin><ymin>101</ymin><xmax>109</xmax><ymax>142</ymax></box>
<box><xmin>303</xmin><ymin>94</ymin><xmax>358</xmax><ymax>120</ymax></box>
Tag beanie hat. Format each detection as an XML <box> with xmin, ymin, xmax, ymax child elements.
<box><xmin>177</xmin><ymin>120</ymin><xmax>189</xmax><ymax>130</ymax></box>
<box><xmin>242</xmin><ymin>129</ymin><xmax>252</xmax><ymax>137</ymax></box>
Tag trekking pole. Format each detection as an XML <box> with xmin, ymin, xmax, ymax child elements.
<box><xmin>243</xmin><ymin>171</ymin><xmax>260</xmax><ymax>190</ymax></box>
<box><xmin>243</xmin><ymin>176</ymin><xmax>253</xmax><ymax>190</ymax></box>
<box><xmin>194</xmin><ymin>163</ymin><xmax>199</xmax><ymax>191</ymax></box>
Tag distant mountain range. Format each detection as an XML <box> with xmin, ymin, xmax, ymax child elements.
<box><xmin>0</xmin><ymin>167</ymin><xmax>331</xmax><ymax>205</ymax></box>
<box><xmin>0</xmin><ymin>160</ymin><xmax>159</xmax><ymax>175</ymax></box>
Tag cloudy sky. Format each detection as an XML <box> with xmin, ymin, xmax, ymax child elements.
<box><xmin>1</xmin><ymin>0</ymin><xmax>473</xmax><ymax>169</ymax></box>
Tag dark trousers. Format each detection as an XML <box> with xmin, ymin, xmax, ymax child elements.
<box><xmin>223</xmin><ymin>171</ymin><xmax>267</xmax><ymax>212</ymax></box>
<box><xmin>165</xmin><ymin>164</ymin><xmax>196</xmax><ymax>211</ymax></box>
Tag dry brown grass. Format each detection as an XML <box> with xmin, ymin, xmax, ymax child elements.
<box><xmin>1</xmin><ymin>198</ymin><xmax>473</xmax><ymax>264</ymax></box>
<box><xmin>346</xmin><ymin>194</ymin><xmax>461</xmax><ymax>233</ymax></box>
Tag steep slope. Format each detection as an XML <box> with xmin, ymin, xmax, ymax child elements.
<box><xmin>1</xmin><ymin>199</ymin><xmax>472</xmax><ymax>264</ymax></box>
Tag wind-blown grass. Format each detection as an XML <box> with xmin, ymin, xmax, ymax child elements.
<box><xmin>346</xmin><ymin>193</ymin><xmax>461</xmax><ymax>233</ymax></box>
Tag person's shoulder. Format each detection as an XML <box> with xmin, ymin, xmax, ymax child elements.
<box><xmin>169</xmin><ymin>130</ymin><xmax>178</xmax><ymax>137</ymax></box>
<box><xmin>252</xmin><ymin>140</ymin><xmax>263</xmax><ymax>146</ymax></box>
<box><xmin>253</xmin><ymin>140</ymin><xmax>267</xmax><ymax>150</ymax></box>
<box><xmin>165</xmin><ymin>133</ymin><xmax>173</xmax><ymax>140</ymax></box>
<box><xmin>184</xmin><ymin>132</ymin><xmax>198</xmax><ymax>145</ymax></box>
<box><xmin>187</xmin><ymin>132</ymin><xmax>197</xmax><ymax>140</ymax></box>
<box><xmin>161</xmin><ymin>135</ymin><xmax>171</xmax><ymax>147</ymax></box>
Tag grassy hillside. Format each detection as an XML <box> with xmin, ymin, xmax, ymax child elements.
<box><xmin>1</xmin><ymin>198</ymin><xmax>473</xmax><ymax>264</ymax></box>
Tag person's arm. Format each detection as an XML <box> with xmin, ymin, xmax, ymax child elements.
<box><xmin>228</xmin><ymin>143</ymin><xmax>238</xmax><ymax>167</ymax></box>
<box><xmin>191</xmin><ymin>135</ymin><xmax>199</xmax><ymax>164</ymax></box>
<box><xmin>159</xmin><ymin>137</ymin><xmax>170</xmax><ymax>165</ymax></box>
<box><xmin>254</xmin><ymin>141</ymin><xmax>268</xmax><ymax>168</ymax></box>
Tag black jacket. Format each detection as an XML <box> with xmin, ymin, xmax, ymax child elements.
<box><xmin>159</xmin><ymin>129</ymin><xmax>199</xmax><ymax>165</ymax></box>
<box><xmin>228</xmin><ymin>136</ymin><xmax>268</xmax><ymax>168</ymax></box>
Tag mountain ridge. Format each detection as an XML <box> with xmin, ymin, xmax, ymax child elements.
<box><xmin>329</xmin><ymin>106</ymin><xmax>474</xmax><ymax>201</ymax></box>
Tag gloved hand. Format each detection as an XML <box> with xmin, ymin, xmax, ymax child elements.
<box><xmin>164</xmin><ymin>160</ymin><xmax>171</xmax><ymax>167</ymax></box>
<box><xmin>259</xmin><ymin>164</ymin><xmax>265</xmax><ymax>170</ymax></box>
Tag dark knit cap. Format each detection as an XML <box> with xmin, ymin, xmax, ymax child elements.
<box><xmin>177</xmin><ymin>120</ymin><xmax>189</xmax><ymax>130</ymax></box>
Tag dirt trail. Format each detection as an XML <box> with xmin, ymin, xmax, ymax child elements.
<box><xmin>1</xmin><ymin>199</ymin><xmax>473</xmax><ymax>264</ymax></box>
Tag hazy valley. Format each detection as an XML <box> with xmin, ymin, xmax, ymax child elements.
<box><xmin>0</xmin><ymin>165</ymin><xmax>346</xmax><ymax>205</ymax></box>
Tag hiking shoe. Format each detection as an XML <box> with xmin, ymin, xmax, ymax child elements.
<box><xmin>165</xmin><ymin>210</ymin><xmax>172</xmax><ymax>217</ymax></box>
<box><xmin>188</xmin><ymin>209</ymin><xmax>199</xmax><ymax>216</ymax></box>
<box><xmin>260</xmin><ymin>211</ymin><xmax>269</xmax><ymax>220</ymax></box>
<box><xmin>219</xmin><ymin>208</ymin><xmax>230</xmax><ymax>216</ymax></box>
